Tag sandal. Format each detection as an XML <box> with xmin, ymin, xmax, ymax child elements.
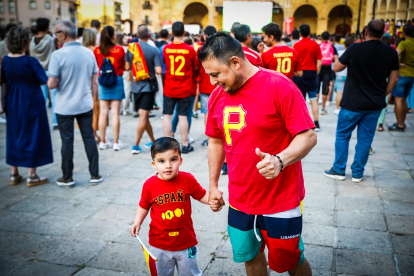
<box><xmin>393</xmin><ymin>123</ymin><xmax>406</xmax><ymax>129</ymax></box>
<box><xmin>10</xmin><ymin>174</ymin><xmax>23</xmax><ymax>186</ymax></box>
<box><xmin>27</xmin><ymin>175</ymin><xmax>49</xmax><ymax>187</ymax></box>
<box><xmin>377</xmin><ymin>124</ymin><xmax>384</xmax><ymax>132</ymax></box>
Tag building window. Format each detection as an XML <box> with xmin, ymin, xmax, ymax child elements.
<box><xmin>29</xmin><ymin>0</ymin><xmax>37</xmax><ymax>9</ymax></box>
<box><xmin>114</xmin><ymin>2</ymin><xmax>121</xmax><ymax>13</ymax></box>
<box><xmin>9</xmin><ymin>18</ymin><xmax>15</xmax><ymax>23</ymax></box>
<box><xmin>0</xmin><ymin>1</ymin><xmax>4</xmax><ymax>13</ymax></box>
<box><xmin>144</xmin><ymin>15</ymin><xmax>150</xmax><ymax>25</ymax></box>
<box><xmin>45</xmin><ymin>0</ymin><xmax>50</xmax><ymax>9</ymax></box>
<box><xmin>8</xmin><ymin>0</ymin><xmax>15</xmax><ymax>13</ymax></box>
<box><xmin>30</xmin><ymin>19</ymin><xmax>37</xmax><ymax>26</ymax></box>
<box><xmin>143</xmin><ymin>1</ymin><xmax>152</xmax><ymax>10</ymax></box>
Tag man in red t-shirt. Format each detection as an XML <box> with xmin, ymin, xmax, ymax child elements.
<box><xmin>234</xmin><ymin>24</ymin><xmax>262</xmax><ymax>67</ymax></box>
<box><xmin>198</xmin><ymin>32</ymin><xmax>316</xmax><ymax>276</ymax></box>
<box><xmin>293</xmin><ymin>24</ymin><xmax>322</xmax><ymax>132</ymax></box>
<box><xmin>261</xmin><ymin>23</ymin><xmax>302</xmax><ymax>79</ymax></box>
<box><xmin>130</xmin><ymin>137</ymin><xmax>209</xmax><ymax>274</ymax></box>
<box><xmin>163</xmin><ymin>21</ymin><xmax>197</xmax><ymax>153</ymax></box>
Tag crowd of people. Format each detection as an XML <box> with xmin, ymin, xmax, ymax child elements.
<box><xmin>0</xmin><ymin>15</ymin><xmax>412</xmax><ymax>276</ymax></box>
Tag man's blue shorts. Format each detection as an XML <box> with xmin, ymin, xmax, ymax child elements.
<box><xmin>392</xmin><ymin>76</ymin><xmax>414</xmax><ymax>98</ymax></box>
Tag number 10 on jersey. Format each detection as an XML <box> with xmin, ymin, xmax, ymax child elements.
<box><xmin>169</xmin><ymin>55</ymin><xmax>185</xmax><ymax>76</ymax></box>
<box><xmin>276</xmin><ymin>57</ymin><xmax>291</xmax><ymax>74</ymax></box>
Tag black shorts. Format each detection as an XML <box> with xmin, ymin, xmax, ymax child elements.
<box><xmin>317</xmin><ymin>67</ymin><xmax>333</xmax><ymax>96</ymax></box>
<box><xmin>163</xmin><ymin>95</ymin><xmax>192</xmax><ymax>116</ymax></box>
<box><xmin>133</xmin><ymin>92</ymin><xmax>155</xmax><ymax>111</ymax></box>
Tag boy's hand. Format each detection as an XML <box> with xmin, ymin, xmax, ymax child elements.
<box><xmin>130</xmin><ymin>223</ymin><xmax>141</xmax><ymax>237</ymax></box>
<box><xmin>209</xmin><ymin>199</ymin><xmax>221</xmax><ymax>212</ymax></box>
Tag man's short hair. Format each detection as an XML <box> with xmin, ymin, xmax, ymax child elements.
<box><xmin>197</xmin><ymin>31</ymin><xmax>245</xmax><ymax>64</ymax></box>
<box><xmin>90</xmin><ymin>19</ymin><xmax>101</xmax><ymax>29</ymax></box>
<box><xmin>5</xmin><ymin>23</ymin><xmax>17</xmax><ymax>33</ymax></box>
<box><xmin>282</xmin><ymin>37</ymin><xmax>291</xmax><ymax>43</ymax></box>
<box><xmin>77</xmin><ymin>27</ymin><xmax>84</xmax><ymax>38</ymax></box>
<box><xmin>172</xmin><ymin>21</ymin><xmax>185</xmax><ymax>37</ymax></box>
<box><xmin>299</xmin><ymin>24</ymin><xmax>310</xmax><ymax>37</ymax></box>
<box><xmin>262</xmin><ymin>23</ymin><xmax>282</xmax><ymax>42</ymax></box>
<box><xmin>160</xmin><ymin>29</ymin><xmax>169</xmax><ymax>39</ymax></box>
<box><xmin>204</xmin><ymin>25</ymin><xmax>216</xmax><ymax>37</ymax></box>
<box><xmin>291</xmin><ymin>29</ymin><xmax>299</xmax><ymax>39</ymax></box>
<box><xmin>234</xmin><ymin>24</ymin><xmax>251</xmax><ymax>43</ymax></box>
<box><xmin>367</xmin><ymin>20</ymin><xmax>384</xmax><ymax>39</ymax></box>
<box><xmin>36</xmin><ymin>18</ymin><xmax>50</xmax><ymax>32</ymax></box>
<box><xmin>403</xmin><ymin>24</ymin><xmax>414</xmax><ymax>37</ymax></box>
<box><xmin>321</xmin><ymin>31</ymin><xmax>330</xmax><ymax>40</ymax></box>
<box><xmin>231</xmin><ymin>22</ymin><xmax>241</xmax><ymax>34</ymax></box>
<box><xmin>138</xmin><ymin>25</ymin><xmax>149</xmax><ymax>39</ymax></box>
<box><xmin>58</xmin><ymin>20</ymin><xmax>77</xmax><ymax>39</ymax></box>
<box><xmin>344</xmin><ymin>38</ymin><xmax>354</xmax><ymax>48</ymax></box>
<box><xmin>334</xmin><ymin>34</ymin><xmax>341</xmax><ymax>42</ymax></box>
<box><xmin>151</xmin><ymin>137</ymin><xmax>181</xmax><ymax>160</ymax></box>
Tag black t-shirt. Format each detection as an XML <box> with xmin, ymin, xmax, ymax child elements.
<box><xmin>339</xmin><ymin>40</ymin><xmax>399</xmax><ymax>111</ymax></box>
<box><xmin>155</xmin><ymin>40</ymin><xmax>168</xmax><ymax>49</ymax></box>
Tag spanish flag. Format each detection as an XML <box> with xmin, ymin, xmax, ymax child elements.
<box><xmin>129</xmin><ymin>226</ymin><xmax>158</xmax><ymax>276</ymax></box>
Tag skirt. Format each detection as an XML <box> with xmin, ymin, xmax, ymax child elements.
<box><xmin>98</xmin><ymin>76</ymin><xmax>125</xmax><ymax>100</ymax></box>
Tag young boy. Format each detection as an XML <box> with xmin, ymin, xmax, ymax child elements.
<box><xmin>130</xmin><ymin>137</ymin><xmax>210</xmax><ymax>276</ymax></box>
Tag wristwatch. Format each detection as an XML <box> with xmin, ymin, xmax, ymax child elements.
<box><xmin>273</xmin><ymin>155</ymin><xmax>284</xmax><ymax>172</ymax></box>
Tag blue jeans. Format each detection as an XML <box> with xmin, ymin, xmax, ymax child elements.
<box><xmin>333</xmin><ymin>108</ymin><xmax>381</xmax><ymax>178</ymax></box>
<box><xmin>41</xmin><ymin>83</ymin><xmax>58</xmax><ymax>126</ymax></box>
<box><xmin>408</xmin><ymin>84</ymin><xmax>414</xmax><ymax>109</ymax></box>
<box><xmin>172</xmin><ymin>95</ymin><xmax>195</xmax><ymax>134</ymax></box>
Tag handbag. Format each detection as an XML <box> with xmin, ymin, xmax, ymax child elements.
<box><xmin>149</xmin><ymin>78</ymin><xmax>158</xmax><ymax>93</ymax></box>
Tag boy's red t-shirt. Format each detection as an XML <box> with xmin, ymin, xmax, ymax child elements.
<box><xmin>206</xmin><ymin>68</ymin><xmax>315</xmax><ymax>214</ymax></box>
<box><xmin>139</xmin><ymin>172</ymin><xmax>206</xmax><ymax>251</ymax></box>
<box><xmin>94</xmin><ymin>45</ymin><xmax>125</xmax><ymax>76</ymax></box>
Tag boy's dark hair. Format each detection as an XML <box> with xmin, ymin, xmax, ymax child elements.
<box><xmin>334</xmin><ymin>34</ymin><xmax>341</xmax><ymax>42</ymax></box>
<box><xmin>197</xmin><ymin>31</ymin><xmax>245</xmax><ymax>64</ymax></box>
<box><xmin>403</xmin><ymin>24</ymin><xmax>414</xmax><ymax>37</ymax></box>
<box><xmin>299</xmin><ymin>24</ymin><xmax>310</xmax><ymax>37</ymax></box>
<box><xmin>36</xmin><ymin>18</ymin><xmax>50</xmax><ymax>32</ymax></box>
<box><xmin>172</xmin><ymin>21</ymin><xmax>185</xmax><ymax>37</ymax></box>
<box><xmin>234</xmin><ymin>24</ymin><xmax>251</xmax><ymax>43</ymax></box>
<box><xmin>160</xmin><ymin>29</ymin><xmax>169</xmax><ymax>39</ymax></box>
<box><xmin>321</xmin><ymin>31</ymin><xmax>330</xmax><ymax>40</ymax></box>
<box><xmin>291</xmin><ymin>29</ymin><xmax>299</xmax><ymax>39</ymax></box>
<box><xmin>380</xmin><ymin>35</ymin><xmax>391</xmax><ymax>45</ymax></box>
<box><xmin>262</xmin><ymin>23</ymin><xmax>282</xmax><ymax>42</ymax></box>
<box><xmin>204</xmin><ymin>25</ymin><xmax>216</xmax><ymax>37</ymax></box>
<box><xmin>151</xmin><ymin>137</ymin><xmax>181</xmax><ymax>159</ymax></box>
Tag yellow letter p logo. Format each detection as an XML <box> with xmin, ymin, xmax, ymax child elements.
<box><xmin>223</xmin><ymin>105</ymin><xmax>247</xmax><ymax>146</ymax></box>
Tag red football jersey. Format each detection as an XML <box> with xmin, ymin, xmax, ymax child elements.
<box><xmin>163</xmin><ymin>42</ymin><xmax>197</xmax><ymax>98</ymax></box>
<box><xmin>293</xmin><ymin>38</ymin><xmax>322</xmax><ymax>71</ymax></box>
<box><xmin>243</xmin><ymin>46</ymin><xmax>262</xmax><ymax>67</ymax></box>
<box><xmin>139</xmin><ymin>172</ymin><xmax>206</xmax><ymax>251</ymax></box>
<box><xmin>196</xmin><ymin>46</ymin><xmax>216</xmax><ymax>94</ymax></box>
<box><xmin>206</xmin><ymin>68</ymin><xmax>315</xmax><ymax>214</ymax></box>
<box><xmin>262</xmin><ymin>46</ymin><xmax>302</xmax><ymax>79</ymax></box>
<box><xmin>94</xmin><ymin>45</ymin><xmax>125</xmax><ymax>76</ymax></box>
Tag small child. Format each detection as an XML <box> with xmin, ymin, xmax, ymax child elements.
<box><xmin>130</xmin><ymin>137</ymin><xmax>211</xmax><ymax>276</ymax></box>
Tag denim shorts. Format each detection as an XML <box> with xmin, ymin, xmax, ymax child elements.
<box><xmin>98</xmin><ymin>76</ymin><xmax>125</xmax><ymax>100</ymax></box>
<box><xmin>392</xmin><ymin>76</ymin><xmax>414</xmax><ymax>98</ymax></box>
<box><xmin>200</xmin><ymin>93</ymin><xmax>210</xmax><ymax>114</ymax></box>
<box><xmin>335</xmin><ymin>75</ymin><xmax>346</xmax><ymax>92</ymax></box>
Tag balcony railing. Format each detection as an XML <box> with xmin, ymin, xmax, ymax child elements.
<box><xmin>143</xmin><ymin>3</ymin><xmax>152</xmax><ymax>10</ymax></box>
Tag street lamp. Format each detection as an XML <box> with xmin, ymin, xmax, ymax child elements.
<box><xmin>342</xmin><ymin>0</ymin><xmax>348</xmax><ymax>37</ymax></box>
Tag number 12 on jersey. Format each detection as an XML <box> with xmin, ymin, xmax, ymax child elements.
<box><xmin>169</xmin><ymin>55</ymin><xmax>185</xmax><ymax>76</ymax></box>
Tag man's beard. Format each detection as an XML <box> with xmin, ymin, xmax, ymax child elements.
<box><xmin>225</xmin><ymin>71</ymin><xmax>244</xmax><ymax>94</ymax></box>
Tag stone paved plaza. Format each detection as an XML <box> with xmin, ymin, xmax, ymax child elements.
<box><xmin>0</xmin><ymin>101</ymin><xmax>414</xmax><ymax>276</ymax></box>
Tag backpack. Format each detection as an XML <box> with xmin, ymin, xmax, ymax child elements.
<box><xmin>99</xmin><ymin>58</ymin><xmax>117</xmax><ymax>87</ymax></box>
<box><xmin>320</xmin><ymin>42</ymin><xmax>334</xmax><ymax>66</ymax></box>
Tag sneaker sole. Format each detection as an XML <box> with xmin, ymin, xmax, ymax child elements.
<box><xmin>352</xmin><ymin>177</ymin><xmax>363</xmax><ymax>183</ymax></box>
<box><xmin>323</xmin><ymin>172</ymin><xmax>345</xmax><ymax>181</ymax></box>
<box><xmin>10</xmin><ymin>178</ymin><xmax>23</xmax><ymax>186</ymax></box>
<box><xmin>182</xmin><ymin>149</ymin><xmax>194</xmax><ymax>154</ymax></box>
<box><xmin>114</xmin><ymin>147</ymin><xmax>124</xmax><ymax>151</ymax></box>
<box><xmin>27</xmin><ymin>179</ymin><xmax>49</xmax><ymax>187</ymax></box>
<box><xmin>145</xmin><ymin>145</ymin><xmax>152</xmax><ymax>149</ymax></box>
<box><xmin>56</xmin><ymin>181</ymin><xmax>75</xmax><ymax>188</ymax></box>
<box><xmin>131</xmin><ymin>150</ymin><xmax>142</xmax><ymax>155</ymax></box>
<box><xmin>220</xmin><ymin>172</ymin><xmax>228</xmax><ymax>175</ymax></box>
<box><xmin>315</xmin><ymin>128</ymin><xmax>321</xmax><ymax>132</ymax></box>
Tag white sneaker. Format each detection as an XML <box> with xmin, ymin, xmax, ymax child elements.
<box><xmin>122</xmin><ymin>111</ymin><xmax>131</xmax><ymax>116</ymax></box>
<box><xmin>188</xmin><ymin>137</ymin><xmax>195</xmax><ymax>144</ymax></box>
<box><xmin>99</xmin><ymin>140</ymin><xmax>112</xmax><ymax>150</ymax></box>
<box><xmin>326</xmin><ymin>101</ymin><xmax>331</xmax><ymax>106</ymax></box>
<box><xmin>334</xmin><ymin>109</ymin><xmax>340</xmax><ymax>115</ymax></box>
<box><xmin>113</xmin><ymin>140</ymin><xmax>124</xmax><ymax>151</ymax></box>
<box><xmin>352</xmin><ymin>176</ymin><xmax>363</xmax><ymax>183</ymax></box>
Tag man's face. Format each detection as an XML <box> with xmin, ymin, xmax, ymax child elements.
<box><xmin>202</xmin><ymin>57</ymin><xmax>244</xmax><ymax>93</ymax></box>
<box><xmin>54</xmin><ymin>25</ymin><xmax>65</xmax><ymax>46</ymax></box>
<box><xmin>262</xmin><ymin>33</ymin><xmax>273</xmax><ymax>47</ymax></box>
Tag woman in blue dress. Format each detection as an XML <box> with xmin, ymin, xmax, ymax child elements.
<box><xmin>2</xmin><ymin>27</ymin><xmax>53</xmax><ymax>187</ymax></box>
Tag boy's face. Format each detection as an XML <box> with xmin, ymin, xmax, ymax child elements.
<box><xmin>152</xmin><ymin>150</ymin><xmax>183</xmax><ymax>180</ymax></box>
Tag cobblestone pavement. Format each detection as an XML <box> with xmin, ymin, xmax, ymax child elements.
<box><xmin>0</xmin><ymin>101</ymin><xmax>414</xmax><ymax>276</ymax></box>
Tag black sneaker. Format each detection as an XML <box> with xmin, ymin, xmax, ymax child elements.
<box><xmin>221</xmin><ymin>163</ymin><xmax>228</xmax><ymax>175</ymax></box>
<box><xmin>314</xmin><ymin>121</ymin><xmax>320</xmax><ymax>132</ymax></box>
<box><xmin>323</xmin><ymin>167</ymin><xmax>345</xmax><ymax>181</ymax></box>
<box><xmin>201</xmin><ymin>140</ymin><xmax>208</xmax><ymax>148</ymax></box>
<box><xmin>182</xmin><ymin>145</ymin><xmax>194</xmax><ymax>154</ymax></box>
<box><xmin>393</xmin><ymin>123</ymin><xmax>406</xmax><ymax>129</ymax></box>
<box><xmin>57</xmin><ymin>176</ymin><xmax>75</xmax><ymax>188</ymax></box>
<box><xmin>133</xmin><ymin>112</ymin><xmax>139</xmax><ymax>118</ymax></box>
<box><xmin>388</xmin><ymin>124</ymin><xmax>405</xmax><ymax>132</ymax></box>
<box><xmin>90</xmin><ymin>175</ymin><xmax>104</xmax><ymax>185</ymax></box>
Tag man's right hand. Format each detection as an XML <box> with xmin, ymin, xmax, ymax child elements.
<box><xmin>208</xmin><ymin>187</ymin><xmax>225</xmax><ymax>212</ymax></box>
<box><xmin>130</xmin><ymin>223</ymin><xmax>141</xmax><ymax>237</ymax></box>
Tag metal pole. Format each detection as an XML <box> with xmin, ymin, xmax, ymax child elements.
<box><xmin>15</xmin><ymin>0</ymin><xmax>19</xmax><ymax>25</ymax></box>
<box><xmin>356</xmin><ymin>0</ymin><xmax>362</xmax><ymax>34</ymax></box>
<box><xmin>342</xmin><ymin>0</ymin><xmax>348</xmax><ymax>37</ymax></box>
